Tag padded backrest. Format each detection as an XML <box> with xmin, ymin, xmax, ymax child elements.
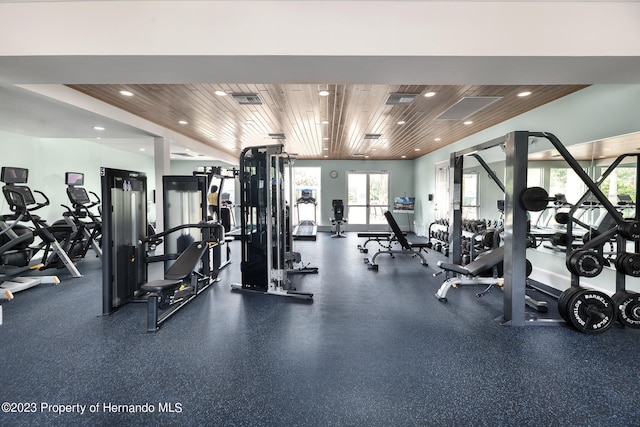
<box><xmin>332</xmin><ymin>199</ymin><xmax>344</xmax><ymax>221</ymax></box>
<box><xmin>383</xmin><ymin>211</ymin><xmax>410</xmax><ymax>249</ymax></box>
<box><xmin>464</xmin><ymin>246</ymin><xmax>505</xmax><ymax>276</ymax></box>
<box><xmin>165</xmin><ymin>241</ymin><xmax>208</xmax><ymax>280</ymax></box>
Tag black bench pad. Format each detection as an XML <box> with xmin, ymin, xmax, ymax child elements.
<box><xmin>437</xmin><ymin>246</ymin><xmax>505</xmax><ymax>277</ymax></box>
<box><xmin>141</xmin><ymin>279</ymin><xmax>182</xmax><ymax>293</ymax></box>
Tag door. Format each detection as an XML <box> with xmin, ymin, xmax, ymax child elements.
<box><xmin>347</xmin><ymin>171</ymin><xmax>389</xmax><ymax>229</ymax></box>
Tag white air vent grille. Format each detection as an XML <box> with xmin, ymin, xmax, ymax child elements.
<box><xmin>171</xmin><ymin>152</ymin><xmax>194</xmax><ymax>157</ymax></box>
<box><xmin>231</xmin><ymin>93</ymin><xmax>263</xmax><ymax>105</ymax></box>
<box><xmin>436</xmin><ymin>96</ymin><xmax>501</xmax><ymax>120</ymax></box>
<box><xmin>268</xmin><ymin>133</ymin><xmax>286</xmax><ymax>139</ymax></box>
<box><xmin>385</xmin><ymin>93</ymin><xmax>419</xmax><ymax>105</ymax></box>
<box><xmin>364</xmin><ymin>133</ymin><xmax>382</xmax><ymax>140</ymax></box>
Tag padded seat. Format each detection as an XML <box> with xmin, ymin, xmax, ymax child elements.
<box><xmin>141</xmin><ymin>279</ymin><xmax>182</xmax><ymax>293</ymax></box>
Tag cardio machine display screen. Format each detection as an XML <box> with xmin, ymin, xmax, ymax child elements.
<box><xmin>65</xmin><ymin>172</ymin><xmax>84</xmax><ymax>186</ymax></box>
<box><xmin>1</xmin><ymin>167</ymin><xmax>28</xmax><ymax>184</ymax></box>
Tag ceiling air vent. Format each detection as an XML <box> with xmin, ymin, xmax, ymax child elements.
<box><xmin>364</xmin><ymin>133</ymin><xmax>382</xmax><ymax>140</ymax></box>
<box><xmin>171</xmin><ymin>152</ymin><xmax>194</xmax><ymax>157</ymax></box>
<box><xmin>353</xmin><ymin>153</ymin><xmax>366</xmax><ymax>157</ymax></box>
<box><xmin>435</xmin><ymin>96</ymin><xmax>501</xmax><ymax>120</ymax></box>
<box><xmin>268</xmin><ymin>133</ymin><xmax>286</xmax><ymax>139</ymax></box>
<box><xmin>385</xmin><ymin>93</ymin><xmax>419</xmax><ymax>105</ymax></box>
<box><xmin>231</xmin><ymin>93</ymin><xmax>263</xmax><ymax>105</ymax></box>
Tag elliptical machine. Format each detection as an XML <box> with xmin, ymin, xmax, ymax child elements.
<box><xmin>61</xmin><ymin>172</ymin><xmax>102</xmax><ymax>259</ymax></box>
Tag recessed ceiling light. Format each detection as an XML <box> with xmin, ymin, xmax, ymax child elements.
<box><xmin>214</xmin><ymin>90</ymin><xmax>227</xmax><ymax>96</ymax></box>
<box><xmin>365</xmin><ymin>155</ymin><xmax>370</xmax><ymax>159</ymax></box>
<box><xmin>179</xmin><ymin>120</ymin><xmax>188</xmax><ymax>125</ymax></box>
<box><xmin>414</xmin><ymin>148</ymin><xmax>421</xmax><ymax>151</ymax></box>
<box><xmin>93</xmin><ymin>126</ymin><xmax>105</xmax><ymax>131</ymax></box>
<box><xmin>321</xmin><ymin>120</ymin><xmax>329</xmax><ymax>125</ymax></box>
<box><xmin>323</xmin><ymin>147</ymin><xmax>328</xmax><ymax>151</ymax></box>
<box><xmin>424</xmin><ymin>92</ymin><xmax>436</xmax><ymax>97</ymax></box>
<box><xmin>401</xmin><ymin>155</ymin><xmax>407</xmax><ymax>159</ymax></box>
<box><xmin>371</xmin><ymin>148</ymin><xmax>377</xmax><ymax>151</ymax></box>
<box><xmin>397</xmin><ymin>121</ymin><xmax>406</xmax><ymax>125</ymax></box>
<box><xmin>323</xmin><ymin>155</ymin><xmax>328</xmax><ymax>158</ymax></box>
<box><xmin>119</xmin><ymin>90</ymin><xmax>134</xmax><ymax>97</ymax></box>
<box><xmin>323</xmin><ymin>137</ymin><xmax>329</xmax><ymax>140</ymax></box>
<box><xmin>434</xmin><ymin>137</ymin><xmax>441</xmax><ymax>141</ymax></box>
<box><xmin>463</xmin><ymin>121</ymin><xmax>473</xmax><ymax>125</ymax></box>
<box><xmin>319</xmin><ymin>90</ymin><xmax>330</xmax><ymax>97</ymax></box>
<box><xmin>139</xmin><ymin>148</ymin><xmax>145</xmax><ymax>152</ymax></box>
<box><xmin>518</xmin><ymin>91</ymin><xmax>532</xmax><ymax>97</ymax></box>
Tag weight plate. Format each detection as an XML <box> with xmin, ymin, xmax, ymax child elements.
<box><xmin>554</xmin><ymin>212</ymin><xmax>569</xmax><ymax>225</ymax></box>
<box><xmin>566</xmin><ymin>250</ymin><xmax>604</xmax><ymax>278</ymax></box>
<box><xmin>615</xmin><ymin>252</ymin><xmax>640</xmax><ymax>277</ymax></box>
<box><xmin>566</xmin><ymin>289</ymin><xmax>615</xmax><ymax>334</ymax></box>
<box><xmin>612</xmin><ymin>291</ymin><xmax>640</xmax><ymax>328</ymax></box>
<box><xmin>558</xmin><ymin>287</ymin><xmax>583</xmax><ymax>324</ymax></box>
<box><xmin>619</xmin><ymin>221</ymin><xmax>640</xmax><ymax>241</ymax></box>
<box><xmin>521</xmin><ymin>187</ymin><xmax>550</xmax><ymax>212</ymax></box>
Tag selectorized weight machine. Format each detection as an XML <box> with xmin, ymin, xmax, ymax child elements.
<box><xmin>101</xmin><ymin>168</ymin><xmax>223</xmax><ymax>331</ymax></box>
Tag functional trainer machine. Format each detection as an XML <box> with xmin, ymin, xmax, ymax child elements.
<box><xmin>231</xmin><ymin>145</ymin><xmax>314</xmax><ymax>299</ymax></box>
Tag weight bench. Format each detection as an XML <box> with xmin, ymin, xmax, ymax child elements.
<box><xmin>140</xmin><ymin>241</ymin><xmax>211</xmax><ymax>332</ymax></box>
<box><xmin>356</xmin><ymin>231</ymin><xmax>407</xmax><ymax>253</ymax></box>
<box><xmin>434</xmin><ymin>246</ymin><xmax>547</xmax><ymax>312</ymax></box>
<box><xmin>364</xmin><ymin>211</ymin><xmax>429</xmax><ymax>271</ymax></box>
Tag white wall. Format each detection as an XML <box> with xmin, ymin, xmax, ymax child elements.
<box><xmin>0</xmin><ymin>130</ymin><xmax>155</xmax><ymax>224</ymax></box>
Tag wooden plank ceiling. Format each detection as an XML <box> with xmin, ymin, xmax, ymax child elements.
<box><xmin>67</xmin><ymin>83</ymin><xmax>587</xmax><ymax>160</ymax></box>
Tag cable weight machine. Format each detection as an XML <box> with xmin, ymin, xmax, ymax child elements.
<box><xmin>231</xmin><ymin>145</ymin><xmax>313</xmax><ymax>299</ymax></box>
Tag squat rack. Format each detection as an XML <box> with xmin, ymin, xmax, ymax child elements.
<box><xmin>450</xmin><ymin>131</ymin><xmax>611</xmax><ymax>326</ymax></box>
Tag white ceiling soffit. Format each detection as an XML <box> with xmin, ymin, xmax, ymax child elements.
<box><xmin>436</xmin><ymin>96</ymin><xmax>502</xmax><ymax>120</ymax></box>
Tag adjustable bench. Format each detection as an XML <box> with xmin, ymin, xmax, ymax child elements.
<box><xmin>434</xmin><ymin>246</ymin><xmax>546</xmax><ymax>312</ymax></box>
<box><xmin>140</xmin><ymin>241</ymin><xmax>210</xmax><ymax>332</ymax></box>
<box><xmin>356</xmin><ymin>231</ymin><xmax>407</xmax><ymax>253</ymax></box>
<box><xmin>364</xmin><ymin>211</ymin><xmax>429</xmax><ymax>271</ymax></box>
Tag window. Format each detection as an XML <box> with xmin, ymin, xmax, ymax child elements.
<box><xmin>462</xmin><ymin>172</ymin><xmax>478</xmax><ymax>219</ymax></box>
<box><xmin>347</xmin><ymin>171</ymin><xmax>389</xmax><ymax>226</ymax></box>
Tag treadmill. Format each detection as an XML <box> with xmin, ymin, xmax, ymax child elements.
<box><xmin>292</xmin><ymin>189</ymin><xmax>317</xmax><ymax>241</ymax></box>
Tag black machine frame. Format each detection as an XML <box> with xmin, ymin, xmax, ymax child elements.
<box><xmin>231</xmin><ymin>145</ymin><xmax>313</xmax><ymax>299</ymax></box>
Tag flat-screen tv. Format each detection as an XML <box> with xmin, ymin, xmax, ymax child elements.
<box><xmin>65</xmin><ymin>172</ymin><xmax>84</xmax><ymax>186</ymax></box>
<box><xmin>1</xmin><ymin>166</ymin><xmax>29</xmax><ymax>184</ymax></box>
<box><xmin>394</xmin><ymin>196</ymin><xmax>415</xmax><ymax>211</ymax></box>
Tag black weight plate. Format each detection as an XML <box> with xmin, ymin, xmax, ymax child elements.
<box><xmin>582</xmin><ymin>229</ymin><xmax>600</xmax><ymax>244</ymax></box>
<box><xmin>566</xmin><ymin>289</ymin><xmax>615</xmax><ymax>334</ymax></box>
<box><xmin>617</xmin><ymin>252</ymin><xmax>640</xmax><ymax>277</ymax></box>
<box><xmin>554</xmin><ymin>212</ymin><xmax>569</xmax><ymax>225</ymax></box>
<box><xmin>612</xmin><ymin>291</ymin><xmax>640</xmax><ymax>328</ymax></box>
<box><xmin>619</xmin><ymin>220</ymin><xmax>640</xmax><ymax>241</ymax></box>
<box><xmin>566</xmin><ymin>250</ymin><xmax>604</xmax><ymax>278</ymax></box>
<box><xmin>525</xmin><ymin>259</ymin><xmax>533</xmax><ymax>277</ymax></box>
<box><xmin>521</xmin><ymin>187</ymin><xmax>550</xmax><ymax>212</ymax></box>
<box><xmin>558</xmin><ymin>286</ymin><xmax>583</xmax><ymax>324</ymax></box>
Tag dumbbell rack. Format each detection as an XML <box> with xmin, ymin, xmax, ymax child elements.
<box><xmin>428</xmin><ymin>218</ymin><xmax>449</xmax><ymax>256</ymax></box>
